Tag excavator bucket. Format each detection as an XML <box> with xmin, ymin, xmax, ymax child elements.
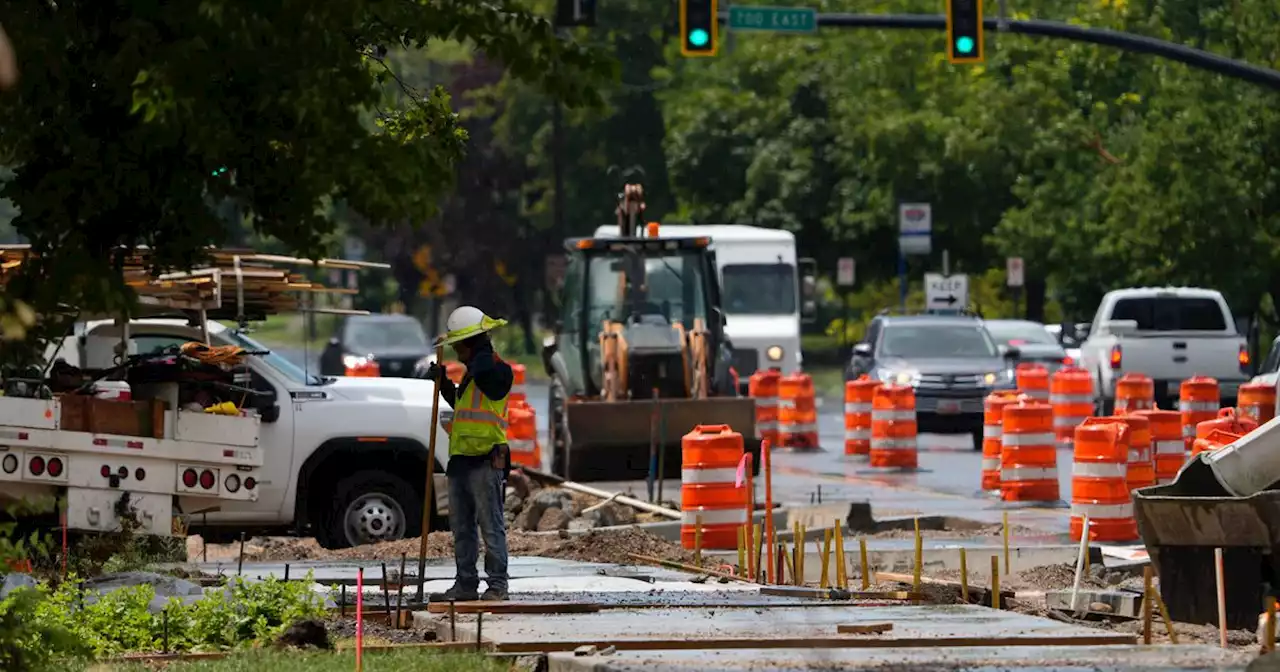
<box><xmin>562</xmin><ymin>397</ymin><xmax>760</xmax><ymax>482</ymax></box>
<box><xmin>1133</xmin><ymin>416</ymin><xmax>1280</xmax><ymax>629</ymax></box>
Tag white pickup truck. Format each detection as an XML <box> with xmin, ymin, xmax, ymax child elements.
<box><xmin>1080</xmin><ymin>287</ymin><xmax>1250</xmax><ymax>412</ymax></box>
<box><xmin>2</xmin><ymin>317</ymin><xmax>452</xmax><ymax>549</ymax></box>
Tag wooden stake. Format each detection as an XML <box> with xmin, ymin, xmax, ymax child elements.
<box><xmin>763</xmin><ymin>438</ymin><xmax>775</xmax><ymax>585</ymax></box>
<box><xmin>627</xmin><ymin>554</ymin><xmax>755</xmax><ymax>583</ymax></box>
<box><xmin>737</xmin><ymin>525</ymin><xmax>746</xmax><ymax>577</ymax></box>
<box><xmin>1153</xmin><ymin>587</ymin><xmax>1178</xmax><ymax>644</ymax></box>
<box><xmin>694</xmin><ymin>515</ymin><xmax>703</xmax><ymax>568</ymax></box>
<box><xmin>776</xmin><ymin>542</ymin><xmax>786</xmax><ymax>585</ymax></box>
<box><xmin>1002</xmin><ymin>511</ymin><xmax>1011</xmax><ymax>574</ymax></box>
<box><xmin>798</xmin><ymin>523</ymin><xmax>807</xmax><ymax>586</ymax></box>
<box><xmin>355</xmin><ymin>568</ymin><xmax>365</xmax><ymax>672</ymax></box>
<box><xmin>859</xmin><ymin>537</ymin><xmax>870</xmax><ymax>590</ymax></box>
<box><xmin>1266</xmin><ymin>596</ymin><xmax>1276</xmax><ymax>653</ymax></box>
<box><xmin>834</xmin><ymin>522</ymin><xmax>847</xmax><ymax>590</ymax></box>
<box><xmin>416</xmin><ymin>345</ymin><xmax>444</xmax><ymax>604</ymax></box>
<box><xmin>744</xmin><ymin>453</ymin><xmax>755</xmax><ymax>580</ymax></box>
<box><xmin>820</xmin><ymin>529</ymin><xmax>833</xmax><ymax>589</ymax></box>
<box><xmin>781</xmin><ymin>540</ymin><xmax>795</xmax><ymax>583</ymax></box>
<box><xmin>959</xmin><ymin>548</ymin><xmax>969</xmax><ymax>603</ymax></box>
<box><xmin>912</xmin><ymin>517</ymin><xmax>922</xmax><ymax>593</ymax></box>
<box><xmin>753</xmin><ymin>523</ymin><xmax>763</xmax><ymax>583</ymax></box>
<box><xmin>1215</xmin><ymin>547</ymin><xmax>1227</xmax><ymax>648</ymax></box>
<box><xmin>1142</xmin><ymin>566</ymin><xmax>1154</xmax><ymax>645</ymax></box>
<box><xmin>990</xmin><ymin>555</ymin><xmax>1000</xmax><ymax>610</ymax></box>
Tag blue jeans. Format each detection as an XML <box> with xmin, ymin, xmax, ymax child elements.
<box><xmin>446</xmin><ymin>456</ymin><xmax>508</xmax><ymax>592</ymax></box>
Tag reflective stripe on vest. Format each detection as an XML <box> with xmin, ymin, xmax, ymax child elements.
<box><xmin>450</xmin><ymin>379</ymin><xmax>510</xmax><ymax>457</ymax></box>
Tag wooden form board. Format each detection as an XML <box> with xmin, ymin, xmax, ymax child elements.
<box><xmin>425</xmin><ymin>601</ymin><xmax>601</xmax><ymax>615</ymax></box>
<box><xmin>487</xmin><ymin>633</ymin><xmax>1139</xmax><ymax>653</ymax></box>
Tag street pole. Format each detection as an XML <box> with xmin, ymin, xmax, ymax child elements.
<box><xmin>897</xmin><ymin>251</ymin><xmax>907</xmax><ymax>312</ymax></box>
<box><xmin>942</xmin><ymin>249</ymin><xmax>950</xmax><ymax>277</ymax></box>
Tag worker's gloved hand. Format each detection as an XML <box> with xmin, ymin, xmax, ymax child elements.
<box><xmin>420</xmin><ymin>361</ymin><xmax>445</xmax><ymax>382</ymax></box>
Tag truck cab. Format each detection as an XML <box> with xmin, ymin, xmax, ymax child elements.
<box><xmin>34</xmin><ymin>317</ymin><xmax>453</xmax><ymax>549</ymax></box>
<box><xmin>594</xmin><ymin>224</ymin><xmax>814</xmax><ymax>391</ymax></box>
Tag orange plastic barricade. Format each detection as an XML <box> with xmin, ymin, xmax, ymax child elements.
<box><xmin>982</xmin><ymin>391</ymin><xmax>1021</xmax><ymax>492</ymax></box>
<box><xmin>1015</xmin><ymin>363</ymin><xmax>1051</xmax><ymax>402</ymax></box>
<box><xmin>1000</xmin><ymin>401</ymin><xmax>1060</xmax><ymax>502</ymax></box>
<box><xmin>1114</xmin><ymin>373</ymin><xmax>1155</xmax><ymax>414</ymax></box>
<box><xmin>1179</xmin><ymin>376</ymin><xmax>1220</xmax><ymax>451</ymax></box>
<box><xmin>506</xmin><ymin>402</ymin><xmax>540</xmax><ymax>469</ymax></box>
<box><xmin>1191</xmin><ymin>408</ymin><xmax>1257</xmax><ymax>457</ymax></box>
<box><xmin>344</xmin><ymin>356</ymin><xmax>380</xmax><ymax>377</ymax></box>
<box><xmin>509</xmin><ymin>363</ymin><xmax>528</xmax><ymax>406</ymax></box>
<box><xmin>844</xmin><ymin>376</ymin><xmax>882</xmax><ymax>456</ymax></box>
<box><xmin>1192</xmin><ymin>428</ymin><xmax>1244</xmax><ymax>458</ymax></box>
<box><xmin>1069</xmin><ymin>423</ymin><xmax>1138</xmax><ymax>543</ymax></box>
<box><xmin>1238</xmin><ymin>381</ymin><xmax>1276</xmax><ymax>425</ymax></box>
<box><xmin>870</xmin><ymin>384</ymin><xmax>917</xmax><ymax>469</ymax></box>
<box><xmin>778</xmin><ymin>373</ymin><xmax>819</xmax><ymax>449</ymax></box>
<box><xmin>1050</xmin><ymin>367</ymin><xmax>1093</xmax><ymax>449</ymax></box>
<box><xmin>749</xmin><ymin>369</ymin><xmax>782</xmax><ymax>451</ymax></box>
<box><xmin>680</xmin><ymin>425</ymin><xmax>747</xmax><ymax>550</ymax></box>
<box><xmin>1135</xmin><ymin>410</ymin><xmax>1185</xmax><ymax>485</ymax></box>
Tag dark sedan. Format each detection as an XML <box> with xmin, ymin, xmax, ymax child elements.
<box><xmin>319</xmin><ymin>314</ymin><xmax>433</xmax><ymax>378</ymax></box>
<box><xmin>983</xmin><ymin>319</ymin><xmax>1072</xmax><ymax>373</ymax></box>
<box><xmin>847</xmin><ymin>314</ymin><xmax>1019</xmax><ymax>450</ymax></box>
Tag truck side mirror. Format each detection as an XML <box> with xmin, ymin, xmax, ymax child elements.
<box><xmin>712</xmin><ymin>307</ymin><xmax>728</xmax><ymax>327</ymax></box>
<box><xmin>853</xmin><ymin>342</ymin><xmax>872</xmax><ymax>358</ymax></box>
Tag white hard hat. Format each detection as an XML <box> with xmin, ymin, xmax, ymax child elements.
<box><xmin>440</xmin><ymin>306</ymin><xmax>508</xmax><ymax>345</ymax></box>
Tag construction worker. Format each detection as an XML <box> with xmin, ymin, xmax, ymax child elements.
<box><xmin>421</xmin><ymin>306</ymin><xmax>514</xmax><ymax>602</ymax></box>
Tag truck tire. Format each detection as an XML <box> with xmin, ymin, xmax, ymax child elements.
<box><xmin>548</xmin><ymin>377</ymin><xmax>569</xmax><ymax>478</ymax></box>
<box><xmin>322</xmin><ymin>470</ymin><xmax>422</xmax><ymax>550</ymax></box>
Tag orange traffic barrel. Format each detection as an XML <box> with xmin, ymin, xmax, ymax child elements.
<box><xmin>1050</xmin><ymin>367</ymin><xmax>1093</xmax><ymax>449</ymax></box>
<box><xmin>844</xmin><ymin>376</ymin><xmax>882</xmax><ymax>456</ymax></box>
<box><xmin>344</xmin><ymin>357</ymin><xmax>380</xmax><ymax>377</ymax></box>
<box><xmin>1115</xmin><ymin>373</ymin><xmax>1155</xmax><ymax>414</ymax></box>
<box><xmin>778</xmin><ymin>373</ymin><xmax>819</xmax><ymax>449</ymax></box>
<box><xmin>1191</xmin><ymin>408</ymin><xmax>1257</xmax><ymax>457</ymax></box>
<box><xmin>1238</xmin><ymin>381</ymin><xmax>1276</xmax><ymax>425</ymax></box>
<box><xmin>1069</xmin><ymin>423</ymin><xmax>1139</xmax><ymax>543</ymax></box>
<box><xmin>509</xmin><ymin>363</ymin><xmax>528</xmax><ymax>406</ymax></box>
<box><xmin>680</xmin><ymin>425</ymin><xmax>747</xmax><ymax>550</ymax></box>
<box><xmin>1000</xmin><ymin>401</ymin><xmax>1060</xmax><ymax>502</ymax></box>
<box><xmin>506</xmin><ymin>401</ymin><xmax>540</xmax><ymax>470</ymax></box>
<box><xmin>1135</xmin><ymin>410</ymin><xmax>1185</xmax><ymax>484</ymax></box>
<box><xmin>1015</xmin><ymin>363</ymin><xmax>1050</xmax><ymax>402</ymax></box>
<box><xmin>1179</xmin><ymin>376</ymin><xmax>1220</xmax><ymax>451</ymax></box>
<box><xmin>1192</xmin><ymin>427</ymin><xmax>1244</xmax><ymax>458</ymax></box>
<box><xmin>870</xmin><ymin>384</ymin><xmax>917</xmax><ymax>469</ymax></box>
<box><xmin>982</xmin><ymin>391</ymin><xmax>1022</xmax><ymax>492</ymax></box>
<box><xmin>749</xmin><ymin>369</ymin><xmax>781</xmax><ymax>450</ymax></box>
<box><xmin>1082</xmin><ymin>416</ymin><xmax>1153</xmax><ymax>490</ymax></box>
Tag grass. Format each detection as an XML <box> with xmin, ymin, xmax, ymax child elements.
<box><xmin>93</xmin><ymin>649</ymin><xmax>504</xmax><ymax>672</ymax></box>
<box><xmin>222</xmin><ymin>314</ymin><xmax>336</xmax><ymax>349</ymax></box>
<box><xmin>807</xmin><ymin>365</ymin><xmax>846</xmax><ymax>399</ymax></box>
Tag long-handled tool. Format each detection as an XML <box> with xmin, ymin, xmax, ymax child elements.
<box><xmin>416</xmin><ymin>345</ymin><xmax>445</xmax><ymax>604</ymax></box>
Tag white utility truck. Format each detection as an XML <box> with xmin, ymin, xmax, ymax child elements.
<box><xmin>0</xmin><ymin>250</ymin><xmax>452</xmax><ymax>550</ymax></box>
<box><xmin>594</xmin><ymin>223</ymin><xmax>815</xmax><ymax>391</ymax></box>
<box><xmin>1079</xmin><ymin>287</ymin><xmax>1250</xmax><ymax>412</ymax></box>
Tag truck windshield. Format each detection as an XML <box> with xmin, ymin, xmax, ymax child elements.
<box><xmin>344</xmin><ymin>317</ymin><xmax>429</xmax><ymax>351</ymax></box>
<box><xmin>586</xmin><ymin>252</ymin><xmax>708</xmax><ymax>330</ymax></box>
<box><xmin>219</xmin><ymin>329</ymin><xmax>324</xmax><ymax>385</ymax></box>
<box><xmin>722</xmin><ymin>264</ymin><xmax>796</xmax><ymax>315</ymax></box>
<box><xmin>1110</xmin><ymin>297</ymin><xmax>1229</xmax><ymax>331</ymax></box>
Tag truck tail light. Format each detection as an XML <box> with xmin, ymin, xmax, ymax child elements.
<box><xmin>1109</xmin><ymin>344</ymin><xmax>1122</xmax><ymax>370</ymax></box>
<box><xmin>244</xmin><ymin>477</ymin><xmax>257</xmax><ymax>490</ymax></box>
<box><xmin>182</xmin><ymin>468</ymin><xmax>198</xmax><ymax>488</ymax></box>
<box><xmin>101</xmin><ymin>465</ymin><xmax>112</xmax><ymax>478</ymax></box>
<box><xmin>198</xmin><ymin>469</ymin><xmax>215</xmax><ymax>490</ymax></box>
<box><xmin>46</xmin><ymin>457</ymin><xmax>63</xmax><ymax>478</ymax></box>
<box><xmin>1239</xmin><ymin>345</ymin><xmax>1251</xmax><ymax>371</ymax></box>
<box><xmin>1062</xmin><ymin>356</ymin><xmax>1075</xmax><ymax>367</ymax></box>
<box><xmin>29</xmin><ymin>456</ymin><xmax>44</xmax><ymax>476</ymax></box>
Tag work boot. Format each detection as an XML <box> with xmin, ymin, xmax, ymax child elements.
<box><xmin>428</xmin><ymin>585</ymin><xmax>479</xmax><ymax>602</ymax></box>
<box><xmin>480</xmin><ymin>586</ymin><xmax>508</xmax><ymax>602</ymax></box>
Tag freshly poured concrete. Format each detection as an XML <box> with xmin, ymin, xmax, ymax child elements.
<box><xmin>430</xmin><ymin>603</ymin><xmax>1135</xmax><ymax>650</ymax></box>
<box><xmin>547</xmin><ymin>644</ymin><xmax>1251</xmax><ymax>672</ymax></box>
<box><xmin>176</xmin><ymin>557</ymin><xmax>694</xmax><ymax>584</ymax></box>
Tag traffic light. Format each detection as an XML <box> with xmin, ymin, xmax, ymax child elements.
<box><xmin>679</xmin><ymin>0</ymin><xmax>718</xmax><ymax>58</ymax></box>
<box><xmin>946</xmin><ymin>0</ymin><xmax>984</xmax><ymax>64</ymax></box>
<box><xmin>211</xmin><ymin>166</ymin><xmax>228</xmax><ymax>177</ymax></box>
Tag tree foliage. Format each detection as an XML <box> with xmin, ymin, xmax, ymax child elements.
<box><xmin>0</xmin><ymin>0</ymin><xmax>615</xmax><ymax>330</ymax></box>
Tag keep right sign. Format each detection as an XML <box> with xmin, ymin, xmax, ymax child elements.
<box><xmin>1006</xmin><ymin>257</ymin><xmax>1025</xmax><ymax>288</ymax></box>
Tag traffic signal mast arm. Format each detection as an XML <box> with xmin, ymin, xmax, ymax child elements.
<box><xmin>713</xmin><ymin>11</ymin><xmax>1280</xmax><ymax>90</ymax></box>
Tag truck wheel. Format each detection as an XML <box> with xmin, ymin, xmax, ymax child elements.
<box><xmin>549</xmin><ymin>378</ymin><xmax>569</xmax><ymax>478</ymax></box>
<box><xmin>323</xmin><ymin>470</ymin><xmax>422</xmax><ymax>550</ymax></box>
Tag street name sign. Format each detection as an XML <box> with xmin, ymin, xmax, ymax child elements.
<box><xmin>728</xmin><ymin>6</ymin><xmax>818</xmax><ymax>33</ymax></box>
<box><xmin>925</xmin><ymin>272</ymin><xmax>969</xmax><ymax>310</ymax></box>
<box><xmin>837</xmin><ymin>257</ymin><xmax>855</xmax><ymax>286</ymax></box>
<box><xmin>898</xmin><ymin>203</ymin><xmax>932</xmax><ymax>255</ymax></box>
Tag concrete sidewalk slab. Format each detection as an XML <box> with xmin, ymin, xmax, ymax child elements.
<box><xmin>547</xmin><ymin>643</ymin><xmax>1250</xmax><ymax>671</ymax></box>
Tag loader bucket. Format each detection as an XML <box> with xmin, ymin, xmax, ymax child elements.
<box><xmin>561</xmin><ymin>397</ymin><xmax>760</xmax><ymax>482</ymax></box>
<box><xmin>1132</xmin><ymin>453</ymin><xmax>1280</xmax><ymax>630</ymax></box>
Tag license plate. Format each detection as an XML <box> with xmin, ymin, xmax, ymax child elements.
<box><xmin>937</xmin><ymin>399</ymin><xmax>962</xmax><ymax>414</ymax></box>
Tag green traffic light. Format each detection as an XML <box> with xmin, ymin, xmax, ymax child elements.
<box><xmin>956</xmin><ymin>36</ymin><xmax>975</xmax><ymax>54</ymax></box>
<box><xmin>689</xmin><ymin>28</ymin><xmax>709</xmax><ymax>47</ymax></box>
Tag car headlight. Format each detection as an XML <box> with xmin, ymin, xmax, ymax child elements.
<box><xmin>983</xmin><ymin>370</ymin><xmax>1014</xmax><ymax>385</ymax></box>
<box><xmin>766</xmin><ymin>345</ymin><xmax>784</xmax><ymax>362</ymax></box>
<box><xmin>877</xmin><ymin>369</ymin><xmax>920</xmax><ymax>386</ymax></box>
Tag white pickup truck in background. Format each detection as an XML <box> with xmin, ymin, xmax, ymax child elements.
<box><xmin>1079</xmin><ymin>287</ymin><xmax>1250</xmax><ymax>412</ymax></box>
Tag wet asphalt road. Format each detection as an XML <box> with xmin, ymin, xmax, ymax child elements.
<box><xmin>274</xmin><ymin>342</ymin><xmax>1076</xmax><ymax>512</ymax></box>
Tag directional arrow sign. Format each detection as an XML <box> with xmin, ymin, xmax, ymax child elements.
<box><xmin>925</xmin><ymin>272</ymin><xmax>969</xmax><ymax>311</ymax></box>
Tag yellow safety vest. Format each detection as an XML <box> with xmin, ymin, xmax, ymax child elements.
<box><xmin>448</xmin><ymin>378</ymin><xmax>510</xmax><ymax>457</ymax></box>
